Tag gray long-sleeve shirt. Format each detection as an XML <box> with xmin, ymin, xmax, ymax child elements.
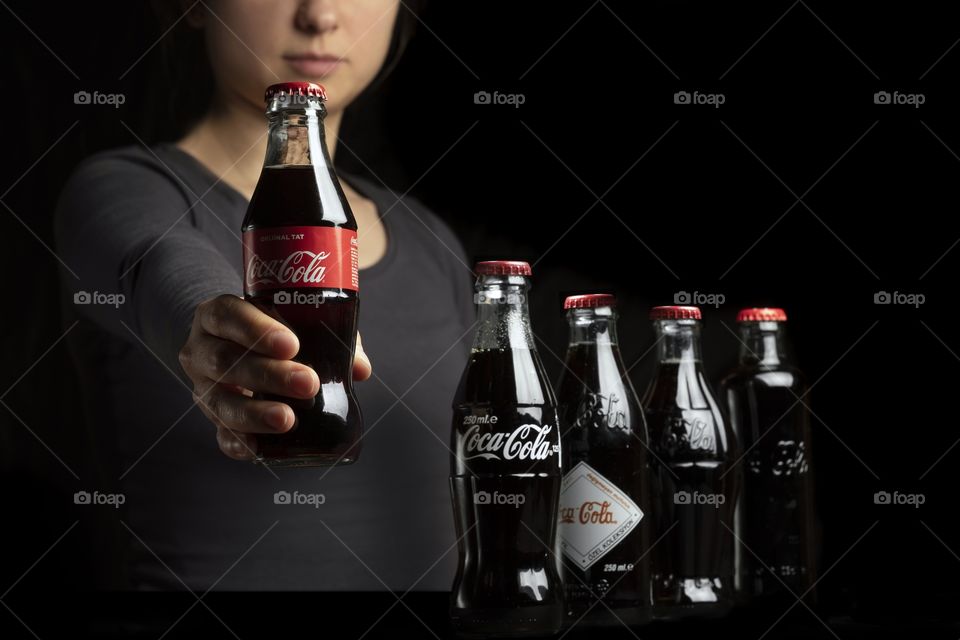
<box><xmin>54</xmin><ymin>143</ymin><xmax>474</xmax><ymax>590</ymax></box>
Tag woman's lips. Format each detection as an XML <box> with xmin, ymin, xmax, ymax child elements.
<box><xmin>283</xmin><ymin>54</ymin><xmax>343</xmax><ymax>77</ymax></box>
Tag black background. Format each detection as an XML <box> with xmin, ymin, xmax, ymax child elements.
<box><xmin>1</xmin><ymin>1</ymin><xmax>958</xmax><ymax>637</ymax></box>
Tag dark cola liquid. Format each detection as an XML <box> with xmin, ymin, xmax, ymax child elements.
<box><xmin>720</xmin><ymin>365</ymin><xmax>816</xmax><ymax>607</ymax></box>
<box><xmin>644</xmin><ymin>361</ymin><xmax>738</xmax><ymax>619</ymax></box>
<box><xmin>450</xmin><ymin>348</ymin><xmax>564</xmax><ymax>638</ymax></box>
<box><xmin>557</xmin><ymin>344</ymin><xmax>651</xmax><ymax>627</ymax></box>
<box><xmin>243</xmin><ymin>165</ymin><xmax>361</xmax><ymax>467</ymax></box>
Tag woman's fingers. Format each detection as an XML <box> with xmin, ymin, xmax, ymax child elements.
<box><xmin>183</xmin><ymin>295</ymin><xmax>373</xmax><ymax>461</ymax></box>
<box><xmin>216</xmin><ymin>424</ymin><xmax>259</xmax><ymax>461</ymax></box>
<box><xmin>196</xmin><ymin>294</ymin><xmax>299</xmax><ymax>360</ymax></box>
<box><xmin>194</xmin><ymin>381</ymin><xmax>295</xmax><ymax>434</ymax></box>
<box><xmin>191</xmin><ymin>334</ymin><xmax>319</xmax><ymax>399</ymax></box>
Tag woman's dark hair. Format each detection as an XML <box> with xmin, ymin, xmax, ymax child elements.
<box><xmin>142</xmin><ymin>0</ymin><xmax>427</xmax><ymax>142</ymax></box>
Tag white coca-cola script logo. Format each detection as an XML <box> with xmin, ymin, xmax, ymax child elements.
<box><xmin>463</xmin><ymin>423</ymin><xmax>555</xmax><ymax>461</ymax></box>
<box><xmin>246</xmin><ymin>251</ymin><xmax>331</xmax><ymax>286</ymax></box>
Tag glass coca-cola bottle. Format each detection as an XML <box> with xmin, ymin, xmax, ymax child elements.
<box><xmin>719</xmin><ymin>308</ymin><xmax>817</xmax><ymax>608</ymax></box>
<box><xmin>556</xmin><ymin>294</ymin><xmax>652</xmax><ymax>627</ymax></box>
<box><xmin>449</xmin><ymin>261</ymin><xmax>564</xmax><ymax>638</ymax></box>
<box><xmin>241</xmin><ymin>81</ymin><xmax>361</xmax><ymax>467</ymax></box>
<box><xmin>642</xmin><ymin>305</ymin><xmax>739</xmax><ymax>619</ymax></box>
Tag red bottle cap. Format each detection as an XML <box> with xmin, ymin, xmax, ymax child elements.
<box><xmin>564</xmin><ymin>294</ymin><xmax>616</xmax><ymax>310</ymax></box>
<box><xmin>737</xmin><ymin>307</ymin><xmax>787</xmax><ymax>322</ymax></box>
<box><xmin>474</xmin><ymin>261</ymin><xmax>532</xmax><ymax>276</ymax></box>
<box><xmin>649</xmin><ymin>305</ymin><xmax>702</xmax><ymax>320</ymax></box>
<box><xmin>264</xmin><ymin>81</ymin><xmax>327</xmax><ymax>102</ymax></box>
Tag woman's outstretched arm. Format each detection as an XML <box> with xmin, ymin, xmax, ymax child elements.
<box><xmin>54</xmin><ymin>152</ymin><xmax>370</xmax><ymax>459</ymax></box>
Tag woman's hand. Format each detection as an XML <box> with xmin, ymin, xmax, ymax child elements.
<box><xmin>179</xmin><ymin>294</ymin><xmax>371</xmax><ymax>460</ymax></box>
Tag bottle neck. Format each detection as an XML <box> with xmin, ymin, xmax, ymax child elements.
<box><xmin>264</xmin><ymin>106</ymin><xmax>333</xmax><ymax>169</ymax></box>
<box><xmin>257</xmin><ymin>102</ymin><xmax>350</xmax><ymax>226</ymax></box>
<box><xmin>562</xmin><ymin>306</ymin><xmax>641</xmax><ymax>432</ymax></box>
<box><xmin>654</xmin><ymin>319</ymin><xmax>703</xmax><ymax>364</ymax></box>
<box><xmin>738</xmin><ymin>321</ymin><xmax>788</xmax><ymax>367</ymax></box>
<box><xmin>566</xmin><ymin>306</ymin><xmax>619</xmax><ymax>346</ymax></box>
<box><xmin>472</xmin><ymin>275</ymin><xmax>534</xmax><ymax>350</ymax></box>
<box><xmin>647</xmin><ymin>319</ymin><xmax>716</xmax><ymax>413</ymax></box>
<box><xmin>565</xmin><ymin>306</ymin><xmax>630</xmax><ymax>393</ymax></box>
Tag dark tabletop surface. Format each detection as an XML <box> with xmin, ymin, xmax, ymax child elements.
<box><xmin>2</xmin><ymin>592</ymin><xmax>958</xmax><ymax>639</ymax></box>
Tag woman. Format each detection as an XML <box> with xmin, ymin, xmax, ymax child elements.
<box><xmin>54</xmin><ymin>0</ymin><xmax>474</xmax><ymax>590</ymax></box>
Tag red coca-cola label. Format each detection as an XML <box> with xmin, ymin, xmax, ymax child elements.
<box><xmin>243</xmin><ymin>226</ymin><xmax>359</xmax><ymax>293</ymax></box>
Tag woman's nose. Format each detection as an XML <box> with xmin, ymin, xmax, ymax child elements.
<box><xmin>295</xmin><ymin>0</ymin><xmax>339</xmax><ymax>35</ymax></box>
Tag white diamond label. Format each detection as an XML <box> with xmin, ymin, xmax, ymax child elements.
<box><xmin>559</xmin><ymin>461</ymin><xmax>644</xmax><ymax>570</ymax></box>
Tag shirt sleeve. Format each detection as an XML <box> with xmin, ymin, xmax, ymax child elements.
<box><xmin>53</xmin><ymin>152</ymin><xmax>242</xmax><ymax>386</ymax></box>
